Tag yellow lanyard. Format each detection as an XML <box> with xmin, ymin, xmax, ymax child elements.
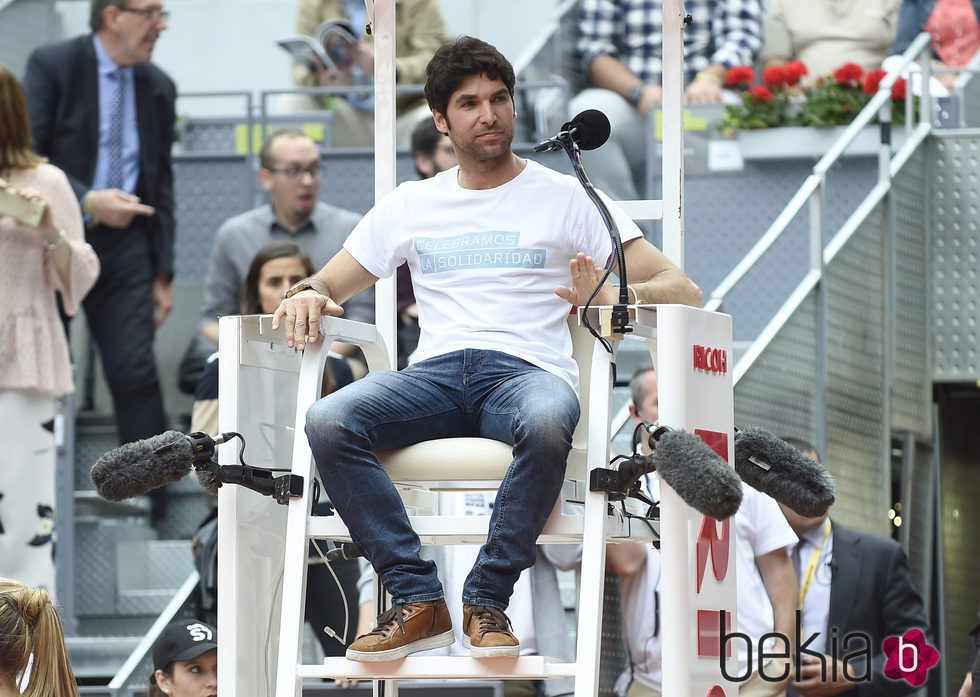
<box><xmin>798</xmin><ymin>518</ymin><xmax>832</xmax><ymax>609</ymax></box>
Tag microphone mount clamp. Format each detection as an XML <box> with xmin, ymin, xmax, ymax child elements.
<box><xmin>186</xmin><ymin>431</ymin><xmax>304</xmax><ymax>505</ymax></box>
<box><xmin>590</xmin><ymin>421</ymin><xmax>667</xmax><ymax>504</ymax></box>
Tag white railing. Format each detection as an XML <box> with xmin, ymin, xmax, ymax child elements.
<box><xmin>703</xmin><ymin>32</ymin><xmax>935</xmax><ymax>320</ymax></box>
<box><xmin>107</xmin><ymin>572</ymin><xmax>201</xmax><ymax>697</ymax></box>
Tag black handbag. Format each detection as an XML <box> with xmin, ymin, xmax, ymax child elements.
<box><xmin>178</xmin><ymin>332</ymin><xmax>218</xmax><ymax>395</ymax></box>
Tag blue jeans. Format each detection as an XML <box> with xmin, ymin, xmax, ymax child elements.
<box><xmin>305</xmin><ymin>349</ymin><xmax>580</xmax><ymax>610</ymax></box>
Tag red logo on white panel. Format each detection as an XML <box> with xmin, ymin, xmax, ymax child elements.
<box><xmin>693</xmin><ymin>345</ymin><xmax>728</xmax><ymax>374</ymax></box>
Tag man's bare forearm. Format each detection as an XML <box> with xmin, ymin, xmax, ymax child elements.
<box><xmin>630</xmin><ymin>269</ymin><xmax>703</xmax><ymax>308</ymax></box>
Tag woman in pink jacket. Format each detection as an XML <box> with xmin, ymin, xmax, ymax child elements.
<box><xmin>0</xmin><ymin>62</ymin><xmax>100</xmax><ymax>593</ymax></box>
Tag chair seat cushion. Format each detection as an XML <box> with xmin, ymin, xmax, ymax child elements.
<box><xmin>377</xmin><ymin>438</ymin><xmax>587</xmax><ymax>486</ymax></box>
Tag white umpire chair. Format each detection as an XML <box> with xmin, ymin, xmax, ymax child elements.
<box><xmin>216</xmin><ymin>2</ymin><xmax>741</xmax><ymax>696</ymax></box>
<box><xmin>217</xmin><ymin>303</ymin><xmax>737</xmax><ymax>697</ymax></box>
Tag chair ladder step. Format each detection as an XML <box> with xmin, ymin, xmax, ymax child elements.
<box><xmin>307</xmin><ymin>514</ymin><xmax>659</xmax><ymax>544</ymax></box>
<box><xmin>298</xmin><ymin>655</ymin><xmax>577</xmax><ymax>681</ymax></box>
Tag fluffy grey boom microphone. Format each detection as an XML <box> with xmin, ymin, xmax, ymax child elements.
<box><xmin>652</xmin><ymin>429</ymin><xmax>743</xmax><ymax>520</ymax></box>
<box><xmin>90</xmin><ymin>431</ymin><xmax>194</xmax><ymax>501</ymax></box>
<box><xmin>733</xmin><ymin>427</ymin><xmax>836</xmax><ymax>518</ymax></box>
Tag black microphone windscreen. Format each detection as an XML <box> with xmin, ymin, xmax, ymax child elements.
<box><xmin>733</xmin><ymin>428</ymin><xmax>836</xmax><ymax>518</ymax></box>
<box><xmin>90</xmin><ymin>430</ymin><xmax>194</xmax><ymax>501</ymax></box>
<box><xmin>564</xmin><ymin>109</ymin><xmax>611</xmax><ymax>151</ymax></box>
<box><xmin>653</xmin><ymin>430</ymin><xmax>743</xmax><ymax>519</ymax></box>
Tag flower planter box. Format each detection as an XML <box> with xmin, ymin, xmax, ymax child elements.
<box><xmin>736</xmin><ymin>125</ymin><xmax>889</xmax><ymax>160</ymax></box>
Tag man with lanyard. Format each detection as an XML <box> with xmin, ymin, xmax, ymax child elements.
<box><xmin>780</xmin><ymin>438</ymin><xmax>934</xmax><ymax>697</ymax></box>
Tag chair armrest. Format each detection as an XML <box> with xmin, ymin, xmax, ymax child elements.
<box><xmin>576</xmin><ymin>303</ymin><xmax>660</xmax><ymax>339</ymax></box>
<box><xmin>312</xmin><ymin>315</ymin><xmax>393</xmax><ymax>373</ymax></box>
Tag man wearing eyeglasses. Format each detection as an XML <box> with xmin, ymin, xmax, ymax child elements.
<box><xmin>23</xmin><ymin>0</ymin><xmax>177</xmax><ymax>517</ymax></box>
<box><xmin>198</xmin><ymin>129</ymin><xmax>369</xmax><ymax>351</ymax></box>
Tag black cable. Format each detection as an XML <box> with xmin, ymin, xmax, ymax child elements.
<box><xmin>556</xmin><ymin>138</ymin><xmax>633</xmax><ymax>352</ymax></box>
<box><xmin>310</xmin><ymin>478</ymin><xmax>321</xmax><ymax>512</ymax></box>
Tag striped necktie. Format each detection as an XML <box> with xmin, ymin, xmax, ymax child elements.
<box><xmin>106</xmin><ymin>68</ymin><xmax>125</xmax><ymax>190</ymax></box>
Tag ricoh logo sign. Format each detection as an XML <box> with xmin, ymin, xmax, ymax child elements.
<box><xmin>693</xmin><ymin>345</ymin><xmax>728</xmax><ymax>374</ymax></box>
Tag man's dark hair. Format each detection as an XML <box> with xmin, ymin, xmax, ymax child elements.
<box><xmin>781</xmin><ymin>436</ymin><xmax>822</xmax><ymax>463</ymax></box>
<box><xmin>411</xmin><ymin>118</ymin><xmax>443</xmax><ymax>159</ymax></box>
<box><xmin>424</xmin><ymin>36</ymin><xmax>516</xmax><ymax>118</ymax></box>
<box><xmin>410</xmin><ymin>118</ymin><xmax>445</xmax><ymax>178</ymax></box>
<box><xmin>259</xmin><ymin>128</ymin><xmax>309</xmax><ymax>171</ymax></box>
<box><xmin>90</xmin><ymin>0</ymin><xmax>123</xmax><ymax>32</ymax></box>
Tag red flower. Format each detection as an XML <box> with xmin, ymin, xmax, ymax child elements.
<box><xmin>748</xmin><ymin>85</ymin><xmax>774</xmax><ymax>102</ymax></box>
<box><xmin>832</xmin><ymin>62</ymin><xmax>864</xmax><ymax>84</ymax></box>
<box><xmin>725</xmin><ymin>65</ymin><xmax>755</xmax><ymax>87</ymax></box>
<box><xmin>783</xmin><ymin>60</ymin><xmax>808</xmax><ymax>86</ymax></box>
<box><xmin>891</xmin><ymin>77</ymin><xmax>907</xmax><ymax>100</ymax></box>
<box><xmin>863</xmin><ymin>68</ymin><xmax>888</xmax><ymax>94</ymax></box>
<box><xmin>762</xmin><ymin>65</ymin><xmax>786</xmax><ymax>87</ymax></box>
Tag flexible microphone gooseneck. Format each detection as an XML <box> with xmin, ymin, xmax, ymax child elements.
<box><xmin>540</xmin><ymin>109</ymin><xmax>631</xmax><ymax>338</ymax></box>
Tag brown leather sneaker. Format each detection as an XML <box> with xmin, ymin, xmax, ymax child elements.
<box><xmin>346</xmin><ymin>598</ymin><xmax>454</xmax><ymax>662</ymax></box>
<box><xmin>462</xmin><ymin>604</ymin><xmax>520</xmax><ymax>658</ymax></box>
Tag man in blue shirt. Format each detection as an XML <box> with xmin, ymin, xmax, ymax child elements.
<box><xmin>24</xmin><ymin>0</ymin><xmax>177</xmax><ymax>521</ymax></box>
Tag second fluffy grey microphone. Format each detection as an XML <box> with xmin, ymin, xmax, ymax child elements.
<box><xmin>652</xmin><ymin>429</ymin><xmax>743</xmax><ymax>519</ymax></box>
<box><xmin>90</xmin><ymin>430</ymin><xmax>194</xmax><ymax>501</ymax></box>
<box><xmin>733</xmin><ymin>427</ymin><xmax>836</xmax><ymax>518</ymax></box>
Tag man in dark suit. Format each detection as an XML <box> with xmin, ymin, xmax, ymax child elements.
<box><xmin>781</xmin><ymin>439</ymin><xmax>935</xmax><ymax>697</ymax></box>
<box><xmin>23</xmin><ymin>0</ymin><xmax>176</xmax><ymax>467</ymax></box>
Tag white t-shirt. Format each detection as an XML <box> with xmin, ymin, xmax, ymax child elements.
<box><xmin>734</xmin><ymin>484</ymin><xmax>798</xmax><ymax>672</ymax></box>
<box><xmin>344</xmin><ymin>159</ymin><xmax>643</xmax><ymax>391</ymax></box>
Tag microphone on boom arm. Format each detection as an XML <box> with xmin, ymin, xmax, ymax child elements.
<box><xmin>592</xmin><ymin>422</ymin><xmax>743</xmax><ymax>520</ymax></box>
<box><xmin>595</xmin><ymin>421</ymin><xmax>838</xmax><ymax>520</ymax></box>
<box><xmin>538</xmin><ymin>109</ymin><xmax>631</xmax><ymax>335</ymax></box>
<box><xmin>733</xmin><ymin>427</ymin><xmax>836</xmax><ymax>517</ymax></box>
<box><xmin>90</xmin><ymin>430</ymin><xmax>303</xmax><ymax>505</ymax></box>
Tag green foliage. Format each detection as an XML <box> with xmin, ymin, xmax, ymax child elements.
<box><xmin>720</xmin><ymin>62</ymin><xmax>911</xmax><ymax>133</ymax></box>
<box><xmin>795</xmin><ymin>77</ymin><xmax>869</xmax><ymax>127</ymax></box>
<box><xmin>721</xmin><ymin>87</ymin><xmax>789</xmax><ymax>130</ymax></box>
